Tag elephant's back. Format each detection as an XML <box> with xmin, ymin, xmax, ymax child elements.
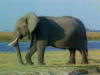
<box><xmin>39</xmin><ymin>16</ymin><xmax>86</xmax><ymax>36</ymax></box>
<box><xmin>45</xmin><ymin>16</ymin><xmax>82</xmax><ymax>31</ymax></box>
<box><xmin>48</xmin><ymin>16</ymin><xmax>86</xmax><ymax>34</ymax></box>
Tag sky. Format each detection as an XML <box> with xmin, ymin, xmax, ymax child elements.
<box><xmin>0</xmin><ymin>0</ymin><xmax>100</xmax><ymax>32</ymax></box>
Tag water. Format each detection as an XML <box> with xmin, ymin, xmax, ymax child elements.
<box><xmin>0</xmin><ymin>41</ymin><xmax>100</xmax><ymax>52</ymax></box>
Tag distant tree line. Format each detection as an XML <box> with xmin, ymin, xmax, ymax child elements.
<box><xmin>2</xmin><ymin>28</ymin><xmax>100</xmax><ymax>32</ymax></box>
<box><xmin>86</xmin><ymin>28</ymin><xmax>100</xmax><ymax>32</ymax></box>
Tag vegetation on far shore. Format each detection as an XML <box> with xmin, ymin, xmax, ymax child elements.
<box><xmin>0</xmin><ymin>32</ymin><xmax>28</xmax><ymax>42</ymax></box>
<box><xmin>0</xmin><ymin>32</ymin><xmax>100</xmax><ymax>42</ymax></box>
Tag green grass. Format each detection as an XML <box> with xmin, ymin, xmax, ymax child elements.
<box><xmin>0</xmin><ymin>50</ymin><xmax>99</xmax><ymax>74</ymax></box>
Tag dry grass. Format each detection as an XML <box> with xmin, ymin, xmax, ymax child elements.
<box><xmin>87</xmin><ymin>32</ymin><xmax>100</xmax><ymax>40</ymax></box>
<box><xmin>0</xmin><ymin>32</ymin><xmax>28</xmax><ymax>42</ymax></box>
<box><xmin>0</xmin><ymin>32</ymin><xmax>13</xmax><ymax>42</ymax></box>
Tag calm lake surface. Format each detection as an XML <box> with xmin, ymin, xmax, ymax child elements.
<box><xmin>0</xmin><ymin>41</ymin><xmax>100</xmax><ymax>52</ymax></box>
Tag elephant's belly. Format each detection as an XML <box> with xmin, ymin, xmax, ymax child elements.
<box><xmin>54</xmin><ymin>41</ymin><xmax>67</xmax><ymax>48</ymax></box>
<box><xmin>48</xmin><ymin>34</ymin><xmax>79</xmax><ymax>49</ymax></box>
<box><xmin>49</xmin><ymin>37</ymin><xmax>78</xmax><ymax>49</ymax></box>
<box><xmin>53</xmin><ymin>38</ymin><xmax>70</xmax><ymax>48</ymax></box>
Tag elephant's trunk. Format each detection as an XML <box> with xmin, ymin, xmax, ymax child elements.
<box><xmin>8</xmin><ymin>37</ymin><xmax>25</xmax><ymax>65</ymax></box>
<box><xmin>15</xmin><ymin>45</ymin><xmax>25</xmax><ymax>65</ymax></box>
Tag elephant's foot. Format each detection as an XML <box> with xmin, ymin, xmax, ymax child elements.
<box><xmin>26</xmin><ymin>63</ymin><xmax>33</xmax><ymax>65</ymax></box>
<box><xmin>81</xmin><ymin>58</ymin><xmax>89</xmax><ymax>64</ymax></box>
<box><xmin>26</xmin><ymin>62</ymin><xmax>34</xmax><ymax>65</ymax></box>
<box><xmin>66</xmin><ymin>61</ymin><xmax>75</xmax><ymax>64</ymax></box>
<box><xmin>84</xmin><ymin>62</ymin><xmax>89</xmax><ymax>64</ymax></box>
<box><xmin>81</xmin><ymin>61</ymin><xmax>89</xmax><ymax>64</ymax></box>
<box><xmin>38</xmin><ymin>62</ymin><xmax>45</xmax><ymax>65</ymax></box>
<box><xmin>25</xmin><ymin>57</ymin><xmax>34</xmax><ymax>65</ymax></box>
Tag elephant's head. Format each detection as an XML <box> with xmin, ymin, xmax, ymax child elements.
<box><xmin>8</xmin><ymin>13</ymin><xmax>38</xmax><ymax>64</ymax></box>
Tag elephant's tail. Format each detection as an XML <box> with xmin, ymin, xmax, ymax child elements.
<box><xmin>77</xmin><ymin>18</ymin><xmax>88</xmax><ymax>56</ymax></box>
<box><xmin>84</xmin><ymin>31</ymin><xmax>88</xmax><ymax>56</ymax></box>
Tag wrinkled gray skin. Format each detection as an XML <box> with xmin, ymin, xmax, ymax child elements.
<box><xmin>9</xmin><ymin>13</ymin><xmax>88</xmax><ymax>65</ymax></box>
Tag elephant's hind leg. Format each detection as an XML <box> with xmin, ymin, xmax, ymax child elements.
<box><xmin>67</xmin><ymin>48</ymin><xmax>76</xmax><ymax>64</ymax></box>
<box><xmin>79</xmin><ymin>50</ymin><xmax>88</xmax><ymax>64</ymax></box>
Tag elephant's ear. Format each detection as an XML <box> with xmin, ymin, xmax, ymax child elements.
<box><xmin>26</xmin><ymin>13</ymin><xmax>39</xmax><ymax>36</ymax></box>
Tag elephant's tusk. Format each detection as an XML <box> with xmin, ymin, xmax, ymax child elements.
<box><xmin>8</xmin><ymin>38</ymin><xmax>18</xmax><ymax>46</ymax></box>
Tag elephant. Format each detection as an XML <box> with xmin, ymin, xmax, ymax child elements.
<box><xmin>8</xmin><ymin>12</ymin><xmax>88</xmax><ymax>65</ymax></box>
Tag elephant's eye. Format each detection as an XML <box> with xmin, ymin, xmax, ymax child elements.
<box><xmin>19</xmin><ymin>34</ymin><xmax>23</xmax><ymax>39</ymax></box>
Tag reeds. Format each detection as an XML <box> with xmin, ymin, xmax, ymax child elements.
<box><xmin>0</xmin><ymin>32</ymin><xmax>13</xmax><ymax>42</ymax></box>
<box><xmin>87</xmin><ymin>32</ymin><xmax>100</xmax><ymax>40</ymax></box>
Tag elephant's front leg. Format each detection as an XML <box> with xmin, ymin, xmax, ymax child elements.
<box><xmin>26</xmin><ymin>47</ymin><xmax>36</xmax><ymax>65</ymax></box>
<box><xmin>26</xmin><ymin>39</ymin><xmax>37</xmax><ymax>65</ymax></box>
<box><xmin>37</xmin><ymin>41</ymin><xmax>47</xmax><ymax>65</ymax></box>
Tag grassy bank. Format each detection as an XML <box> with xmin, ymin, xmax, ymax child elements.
<box><xmin>0</xmin><ymin>50</ymin><xmax>99</xmax><ymax>74</ymax></box>
<box><xmin>0</xmin><ymin>32</ymin><xmax>100</xmax><ymax>42</ymax></box>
